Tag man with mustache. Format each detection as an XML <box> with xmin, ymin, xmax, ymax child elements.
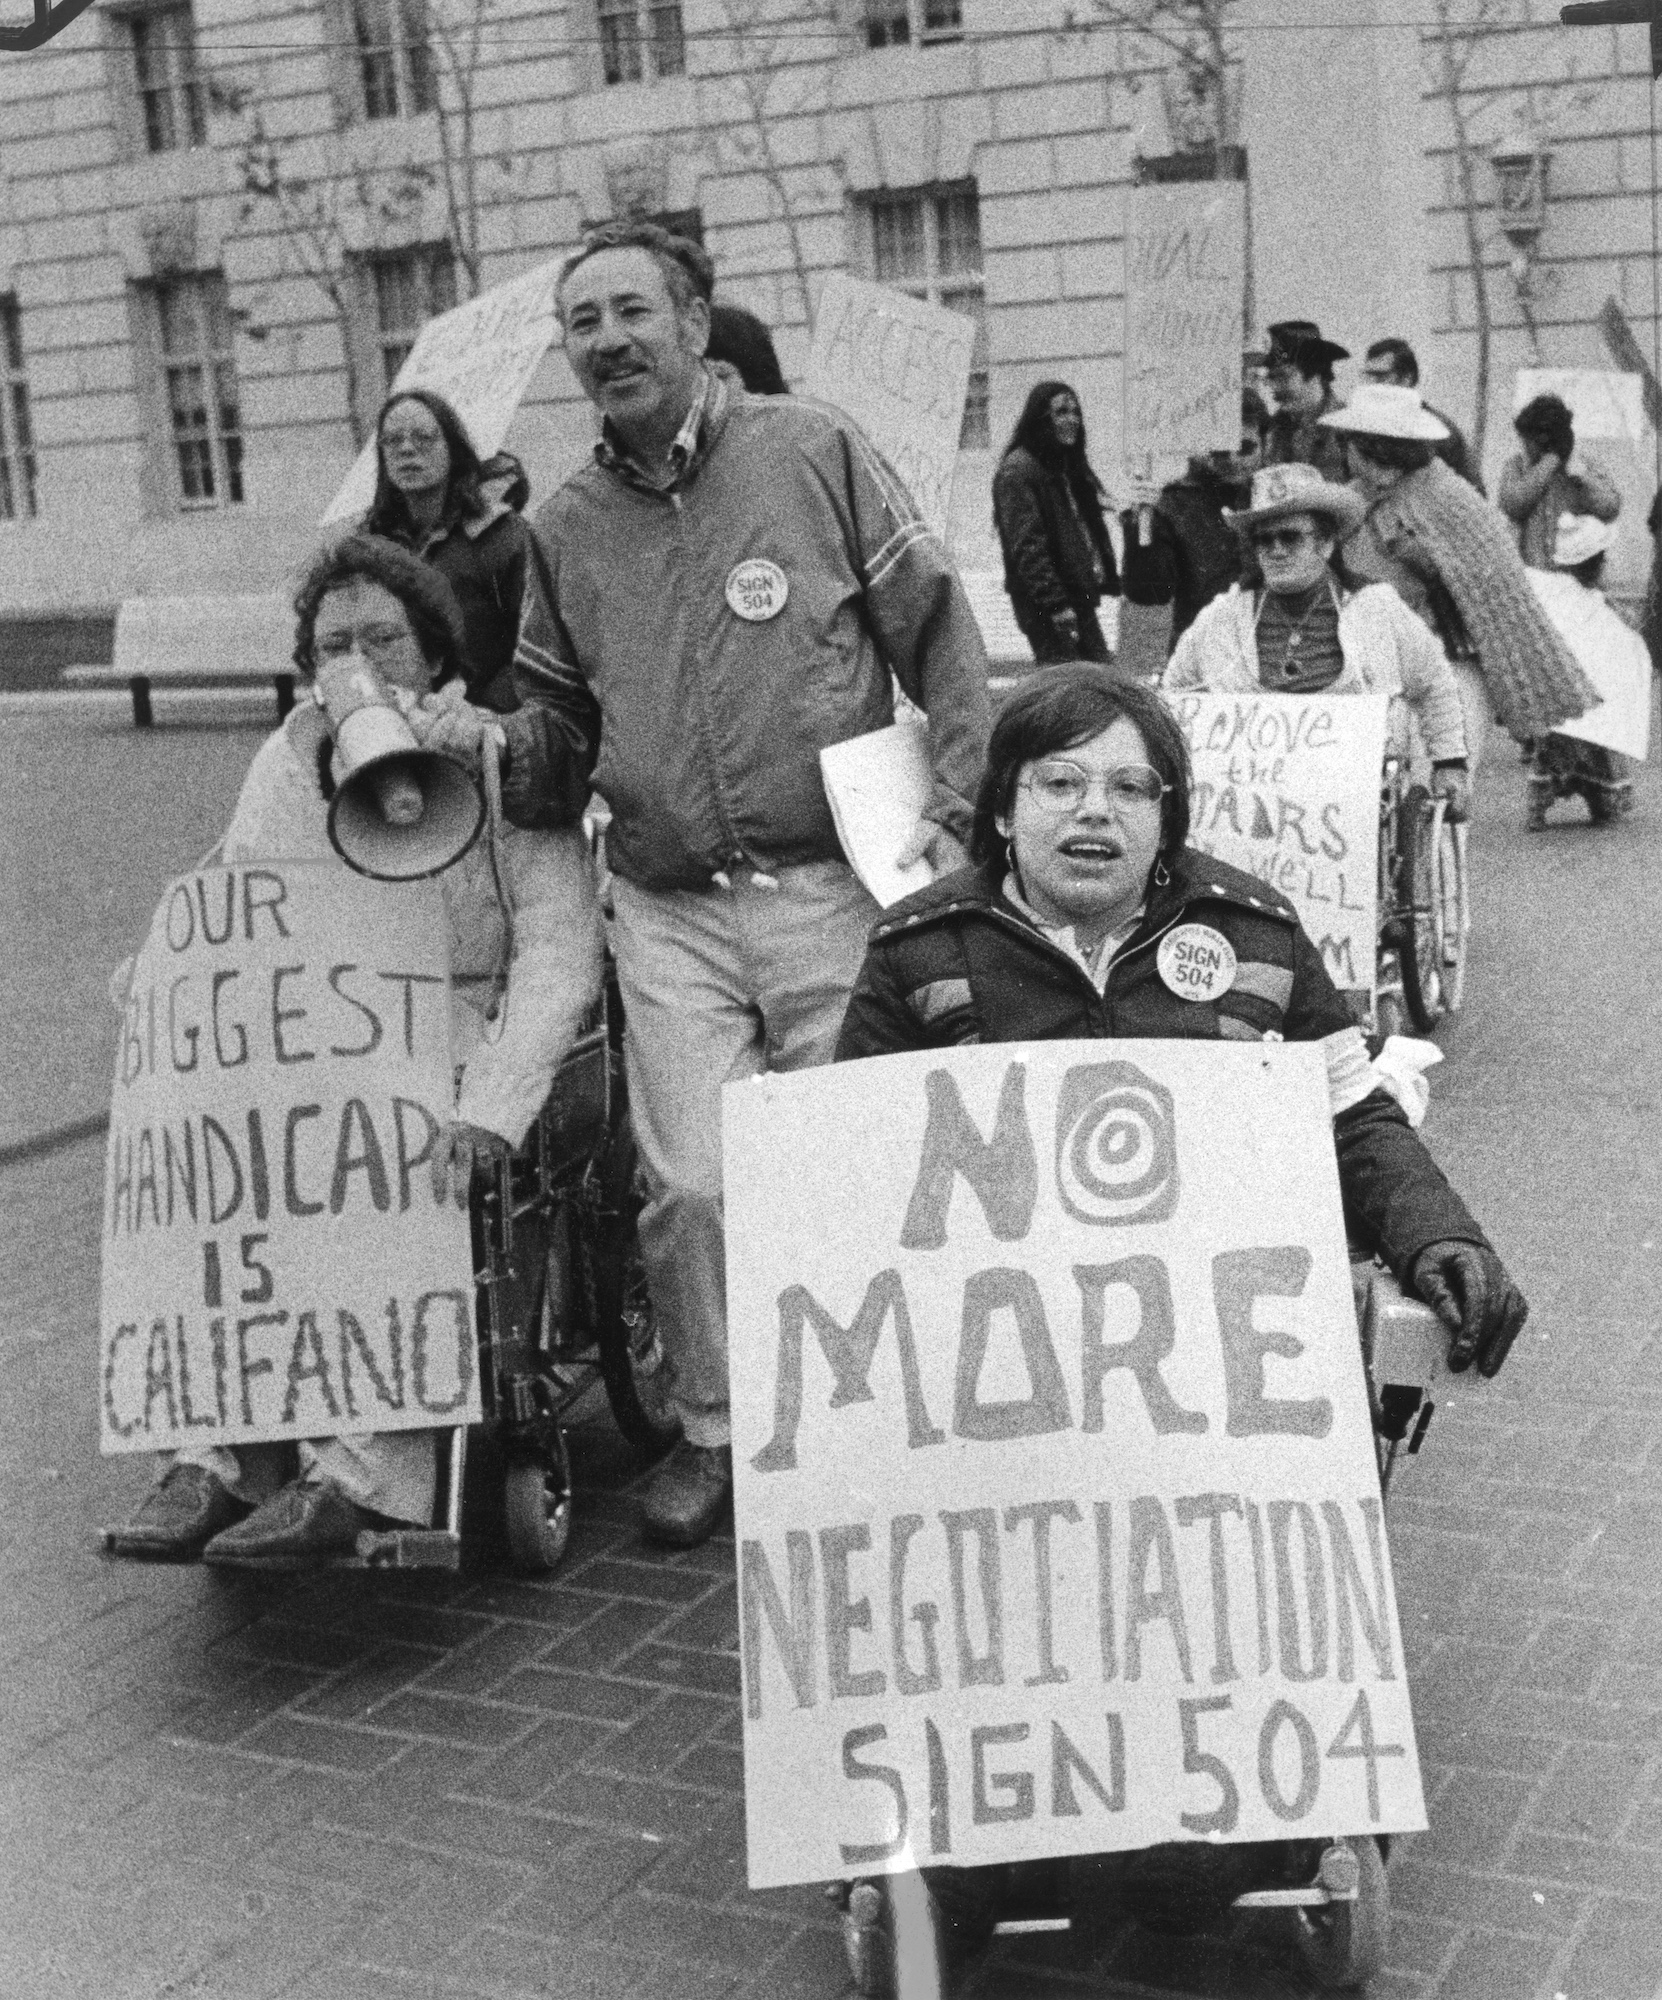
<box><xmin>427</xmin><ymin>220</ymin><xmax>990</xmax><ymax>1546</ymax></box>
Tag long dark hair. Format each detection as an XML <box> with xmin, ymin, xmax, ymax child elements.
<box><xmin>364</xmin><ymin>388</ymin><xmax>485</xmax><ymax>536</ymax></box>
<box><xmin>972</xmin><ymin>665</ymin><xmax>1191</xmax><ymax>877</ymax></box>
<box><xmin>1000</xmin><ymin>379</ymin><xmax>1110</xmax><ymax>546</ymax></box>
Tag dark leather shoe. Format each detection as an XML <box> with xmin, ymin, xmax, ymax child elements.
<box><xmin>202</xmin><ymin>1477</ymin><xmax>383</xmax><ymax>1570</ymax></box>
<box><xmin>640</xmin><ymin>1440</ymin><xmax>732</xmax><ymax>1548</ymax></box>
<box><xmin>103</xmin><ymin>1463</ymin><xmax>247</xmax><ymax>1561</ymax></box>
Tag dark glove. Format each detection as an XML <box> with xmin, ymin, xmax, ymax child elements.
<box><xmin>1410</xmin><ymin>1241</ymin><xmax>1528</xmax><ymax>1378</ymax></box>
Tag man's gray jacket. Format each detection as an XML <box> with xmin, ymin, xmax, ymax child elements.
<box><xmin>499</xmin><ymin>368</ymin><xmax>991</xmax><ymax>891</ymax></box>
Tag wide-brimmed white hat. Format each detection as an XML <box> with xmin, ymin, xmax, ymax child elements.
<box><xmin>1319</xmin><ymin>383</ymin><xmax>1451</xmax><ymax>442</ymax></box>
<box><xmin>1554</xmin><ymin>511</ymin><xmax>1617</xmax><ymax>567</ymax></box>
<box><xmin>1223</xmin><ymin>461</ymin><xmax>1367</xmax><ymax>540</ymax></box>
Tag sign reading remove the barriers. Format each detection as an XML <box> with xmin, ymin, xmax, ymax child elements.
<box><xmin>1167</xmin><ymin>690</ymin><xmax>1388</xmax><ymax>997</ymax></box>
<box><xmin>725</xmin><ymin>1043</ymin><xmax>1424</xmax><ymax>1890</ymax></box>
<box><xmin>99</xmin><ymin>863</ymin><xmax>478</xmax><ymax>1455</ymax></box>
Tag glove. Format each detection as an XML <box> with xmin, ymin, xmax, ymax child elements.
<box><xmin>1431</xmin><ymin>764</ymin><xmax>1471</xmax><ymax>824</ymax></box>
<box><xmin>1410</xmin><ymin>1240</ymin><xmax>1528</xmax><ymax>1378</ymax></box>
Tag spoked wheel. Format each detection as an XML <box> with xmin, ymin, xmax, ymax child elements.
<box><xmin>1395</xmin><ymin>786</ymin><xmax>1448</xmax><ymax>1033</ymax></box>
<box><xmin>1293</xmin><ymin>1837</ymin><xmax>1389</xmax><ymax>1991</ymax></box>
<box><xmin>592</xmin><ymin>1109</ymin><xmax>680</xmax><ymax>1457</ymax></box>
<box><xmin>503</xmin><ymin>1431</ymin><xmax>572</xmax><ymax>1572</ymax></box>
<box><xmin>1432</xmin><ymin>812</ymin><xmax>1470</xmax><ymax>1012</ymax></box>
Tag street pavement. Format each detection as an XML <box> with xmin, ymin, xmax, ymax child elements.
<box><xmin>2</xmin><ymin>694</ymin><xmax>1661</xmax><ymax>2000</ymax></box>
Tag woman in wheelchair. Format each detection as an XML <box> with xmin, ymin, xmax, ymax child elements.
<box><xmin>833</xmin><ymin>666</ymin><xmax>1525</xmax><ymax>1961</ymax></box>
<box><xmin>1160</xmin><ymin>460</ymin><xmax>1471</xmax><ymax>824</ymax></box>
<box><xmin>106</xmin><ymin>535</ymin><xmax>603</xmax><ymax>1566</ymax></box>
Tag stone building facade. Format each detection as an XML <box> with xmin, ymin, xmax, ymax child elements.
<box><xmin>0</xmin><ymin>0</ymin><xmax>1655</xmax><ymax>617</ymax></box>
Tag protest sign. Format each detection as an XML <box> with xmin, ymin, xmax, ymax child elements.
<box><xmin>1167</xmin><ymin>691</ymin><xmax>1387</xmax><ymax>996</ymax></box>
<box><xmin>1528</xmin><ymin>568</ymin><xmax>1653</xmax><ymax>762</ymax></box>
<box><xmin>1514</xmin><ymin>366</ymin><xmax>1646</xmax><ymax>444</ymax></box>
<box><xmin>726</xmin><ymin>1043</ymin><xmax>1425</xmax><ymax>1889</ymax></box>
<box><xmin>322</xmin><ymin>259</ymin><xmax>563</xmax><ymax>524</ymax></box>
<box><xmin>99</xmin><ymin>863</ymin><xmax>478</xmax><ymax>1455</ymax></box>
<box><xmin>1123</xmin><ymin>180</ymin><xmax>1246</xmax><ymax>491</ymax></box>
<box><xmin>805</xmin><ymin>273</ymin><xmax>975</xmax><ymax>540</ymax></box>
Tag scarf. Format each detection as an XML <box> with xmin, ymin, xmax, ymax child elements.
<box><xmin>1363</xmin><ymin>458</ymin><xmax>1594</xmax><ymax>739</ymax></box>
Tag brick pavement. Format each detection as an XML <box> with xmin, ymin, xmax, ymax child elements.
<box><xmin>3</xmin><ymin>711</ymin><xmax>1662</xmax><ymax>1999</ymax></box>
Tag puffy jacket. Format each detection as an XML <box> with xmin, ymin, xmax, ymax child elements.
<box><xmin>377</xmin><ymin>500</ymin><xmax>531</xmax><ymax>716</ymax></box>
<box><xmin>992</xmin><ymin>445</ymin><xmax>1119</xmax><ymax>630</ymax></box>
<box><xmin>835</xmin><ymin>849</ymin><xmax>1488</xmax><ymax>1284</ymax></box>
<box><xmin>1119</xmin><ymin>458</ymin><xmax>1251</xmax><ymax>647</ymax></box>
<box><xmin>500</xmin><ymin>367</ymin><xmax>991</xmax><ymax>892</ymax></box>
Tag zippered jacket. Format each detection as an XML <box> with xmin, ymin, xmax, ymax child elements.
<box><xmin>499</xmin><ymin>369</ymin><xmax>991</xmax><ymax>891</ymax></box>
<box><xmin>992</xmin><ymin>444</ymin><xmax>1119</xmax><ymax>629</ymax></box>
<box><xmin>1118</xmin><ymin>458</ymin><xmax>1251</xmax><ymax>646</ymax></box>
<box><xmin>834</xmin><ymin>849</ymin><xmax>1488</xmax><ymax>1283</ymax></box>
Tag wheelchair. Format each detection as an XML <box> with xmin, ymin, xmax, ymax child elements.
<box><xmin>1373</xmin><ymin>751</ymin><xmax>1470</xmax><ymax>1038</ymax></box>
<box><xmin>837</xmin><ymin>1264</ymin><xmax>1448</xmax><ymax>1996</ymax></box>
<box><xmin>350</xmin><ymin>961</ymin><xmax>678</xmax><ymax>1573</ymax></box>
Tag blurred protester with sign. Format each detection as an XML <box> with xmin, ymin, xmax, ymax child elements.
<box><xmin>992</xmin><ymin>382</ymin><xmax>1121</xmax><ymax>663</ymax></box>
<box><xmin>1363</xmin><ymin>338</ymin><xmax>1483</xmax><ymax>492</ymax></box>
<box><xmin>1525</xmin><ymin>513</ymin><xmax>1642</xmax><ymax>827</ymax></box>
<box><xmin>364</xmin><ymin>389</ymin><xmax>534</xmax><ymax>715</ymax></box>
<box><xmin>706</xmin><ymin>301</ymin><xmax>788</xmax><ymax>396</ymax></box>
<box><xmin>1499</xmin><ymin>393</ymin><xmax>1620</xmax><ymax>571</ymax></box>
<box><xmin>104</xmin><ymin>536</ymin><xmax>602</xmax><ymax>1566</ymax></box>
<box><xmin>1263</xmin><ymin>320</ymin><xmax>1350</xmax><ymax>483</ymax></box>
<box><xmin>1161</xmin><ymin>462</ymin><xmax>1470</xmax><ymax>817</ymax></box>
<box><xmin>420</xmin><ymin>219</ymin><xmax>990</xmax><ymax>1548</ymax></box>
<box><xmin>1120</xmin><ymin>387</ymin><xmax>1271</xmax><ymax>652</ymax></box>
<box><xmin>1327</xmin><ymin>385</ymin><xmax>1595</xmax><ymax>791</ymax></box>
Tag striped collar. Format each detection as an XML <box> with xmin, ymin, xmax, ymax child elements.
<box><xmin>595</xmin><ymin>365</ymin><xmax>727</xmax><ymax>493</ymax></box>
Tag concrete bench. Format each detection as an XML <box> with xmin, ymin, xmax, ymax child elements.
<box><xmin>61</xmin><ymin>595</ymin><xmax>297</xmax><ymax>727</ymax></box>
<box><xmin>957</xmin><ymin>568</ymin><xmax>1121</xmax><ymax>678</ymax></box>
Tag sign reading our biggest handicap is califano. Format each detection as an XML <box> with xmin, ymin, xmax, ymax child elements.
<box><xmin>99</xmin><ymin>862</ymin><xmax>479</xmax><ymax>1456</ymax></box>
<box><xmin>1167</xmin><ymin>691</ymin><xmax>1388</xmax><ymax>999</ymax></box>
<box><xmin>725</xmin><ymin>1043</ymin><xmax>1425</xmax><ymax>1889</ymax></box>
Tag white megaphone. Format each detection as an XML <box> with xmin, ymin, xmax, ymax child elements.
<box><xmin>317</xmin><ymin>657</ymin><xmax>485</xmax><ymax>881</ymax></box>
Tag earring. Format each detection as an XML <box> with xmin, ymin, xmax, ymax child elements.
<box><xmin>1153</xmin><ymin>858</ymin><xmax>1171</xmax><ymax>888</ymax></box>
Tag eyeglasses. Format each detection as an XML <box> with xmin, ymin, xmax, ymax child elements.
<box><xmin>1252</xmin><ymin>526</ymin><xmax>1317</xmax><ymax>553</ymax></box>
<box><xmin>1020</xmin><ymin>760</ymin><xmax>1169</xmax><ymax>813</ymax></box>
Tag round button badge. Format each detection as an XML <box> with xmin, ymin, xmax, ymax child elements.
<box><xmin>725</xmin><ymin>558</ymin><xmax>789</xmax><ymax>623</ymax></box>
<box><xmin>1157</xmin><ymin>923</ymin><xmax>1238</xmax><ymax>1003</ymax></box>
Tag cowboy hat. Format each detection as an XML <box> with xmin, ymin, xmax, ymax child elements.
<box><xmin>1553</xmin><ymin>511</ymin><xmax>1617</xmax><ymax>567</ymax></box>
<box><xmin>1265</xmin><ymin>319</ymin><xmax>1351</xmax><ymax>375</ymax></box>
<box><xmin>1319</xmin><ymin>383</ymin><xmax>1451</xmax><ymax>442</ymax></box>
<box><xmin>1223</xmin><ymin>461</ymin><xmax>1367</xmax><ymax>539</ymax></box>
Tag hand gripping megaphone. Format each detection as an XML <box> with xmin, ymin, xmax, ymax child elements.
<box><xmin>316</xmin><ymin>657</ymin><xmax>485</xmax><ymax>881</ymax></box>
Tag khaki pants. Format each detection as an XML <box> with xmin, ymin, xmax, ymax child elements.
<box><xmin>610</xmin><ymin>861</ymin><xmax>879</xmax><ymax>1447</ymax></box>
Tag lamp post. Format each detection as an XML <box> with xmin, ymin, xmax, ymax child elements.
<box><xmin>1490</xmin><ymin>127</ymin><xmax>1552</xmax><ymax>297</ymax></box>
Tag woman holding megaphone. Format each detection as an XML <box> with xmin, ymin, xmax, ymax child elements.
<box><xmin>105</xmin><ymin>535</ymin><xmax>603</xmax><ymax>1566</ymax></box>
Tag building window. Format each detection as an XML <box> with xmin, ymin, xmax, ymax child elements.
<box><xmin>0</xmin><ymin>298</ymin><xmax>38</xmax><ymax>521</ymax></box>
<box><xmin>152</xmin><ymin>275</ymin><xmax>244</xmax><ymax>507</ymax></box>
<box><xmin>370</xmin><ymin>246</ymin><xmax>457</xmax><ymax>390</ymax></box>
<box><xmin>864</xmin><ymin>0</ymin><xmax>962</xmax><ymax>48</ymax></box>
<box><xmin>352</xmin><ymin>0</ymin><xmax>436</xmax><ymax>119</ymax></box>
<box><xmin>869</xmin><ymin>183</ymin><xmax>989</xmax><ymax>447</ymax></box>
<box><xmin>598</xmin><ymin>0</ymin><xmax>685</xmax><ymax>85</ymax></box>
<box><xmin>128</xmin><ymin>3</ymin><xmax>206</xmax><ymax>153</ymax></box>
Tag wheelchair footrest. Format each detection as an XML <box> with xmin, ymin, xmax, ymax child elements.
<box><xmin>353</xmin><ymin>1527</ymin><xmax>463</xmax><ymax>1570</ymax></box>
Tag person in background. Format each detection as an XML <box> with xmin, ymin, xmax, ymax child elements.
<box><xmin>1263</xmin><ymin>319</ymin><xmax>1351</xmax><ymax>482</ymax></box>
<box><xmin>1363</xmin><ymin>337</ymin><xmax>1483</xmax><ymax>491</ymax></box>
<box><xmin>1499</xmin><ymin>393</ymin><xmax>1620</xmax><ymax>571</ymax></box>
<box><xmin>364</xmin><ymin>389</ymin><xmax>533</xmax><ymax>714</ymax></box>
<box><xmin>992</xmin><ymin>380</ymin><xmax>1120</xmax><ymax>663</ymax></box>
<box><xmin>705</xmin><ymin>301</ymin><xmax>788</xmax><ymax>395</ymax></box>
<box><xmin>1120</xmin><ymin>386</ymin><xmax>1271</xmax><ymax>651</ymax></box>
<box><xmin>1325</xmin><ymin>384</ymin><xmax>1595</xmax><ymax>792</ymax></box>
<box><xmin>103</xmin><ymin>536</ymin><xmax>603</xmax><ymax>1565</ymax></box>
<box><xmin>1527</xmin><ymin>512</ymin><xmax>1639</xmax><ymax>828</ymax></box>
<box><xmin>1644</xmin><ymin>487</ymin><xmax>1662</xmax><ymax>673</ymax></box>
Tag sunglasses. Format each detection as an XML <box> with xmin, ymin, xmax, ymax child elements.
<box><xmin>1252</xmin><ymin>526</ymin><xmax>1317</xmax><ymax>553</ymax></box>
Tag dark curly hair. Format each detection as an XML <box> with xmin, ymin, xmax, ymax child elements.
<box><xmin>972</xmin><ymin>665</ymin><xmax>1192</xmax><ymax>877</ymax></box>
<box><xmin>1515</xmin><ymin>392</ymin><xmax>1574</xmax><ymax>464</ymax></box>
<box><xmin>291</xmin><ymin>533</ymin><xmax>469</xmax><ymax>686</ymax></box>
<box><xmin>706</xmin><ymin>302</ymin><xmax>787</xmax><ymax>395</ymax></box>
<box><xmin>364</xmin><ymin>388</ymin><xmax>485</xmax><ymax>537</ymax></box>
<box><xmin>557</xmin><ymin>219</ymin><xmax>715</xmax><ymax>319</ymax></box>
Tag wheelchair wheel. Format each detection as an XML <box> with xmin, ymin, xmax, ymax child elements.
<box><xmin>592</xmin><ymin>1110</ymin><xmax>680</xmax><ymax>1457</ymax></box>
<box><xmin>503</xmin><ymin>1433</ymin><xmax>572</xmax><ymax>1572</ymax></box>
<box><xmin>1292</xmin><ymin>1836</ymin><xmax>1388</xmax><ymax>1990</ymax></box>
<box><xmin>1395</xmin><ymin>786</ymin><xmax>1447</xmax><ymax>1033</ymax></box>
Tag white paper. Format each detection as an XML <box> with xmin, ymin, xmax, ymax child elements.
<box><xmin>1514</xmin><ymin>367</ymin><xmax>1647</xmax><ymax>444</ymax></box>
<box><xmin>819</xmin><ymin>711</ymin><xmax>935</xmax><ymax>908</ymax></box>
<box><xmin>1527</xmin><ymin>569</ymin><xmax>1652</xmax><ymax>761</ymax></box>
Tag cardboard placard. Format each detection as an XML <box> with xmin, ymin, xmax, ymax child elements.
<box><xmin>322</xmin><ymin>259</ymin><xmax>563</xmax><ymax>525</ymax></box>
<box><xmin>99</xmin><ymin>863</ymin><xmax>478</xmax><ymax>1455</ymax></box>
<box><xmin>1167</xmin><ymin>691</ymin><xmax>1387</xmax><ymax>997</ymax></box>
<box><xmin>1123</xmin><ymin>181</ymin><xmax>1247</xmax><ymax>491</ymax></box>
<box><xmin>1513</xmin><ymin>366</ymin><xmax>1647</xmax><ymax>444</ymax></box>
<box><xmin>726</xmin><ymin>1043</ymin><xmax>1425</xmax><ymax>1889</ymax></box>
<box><xmin>1527</xmin><ymin>569</ymin><xmax>1652</xmax><ymax>761</ymax></box>
<box><xmin>805</xmin><ymin>273</ymin><xmax>975</xmax><ymax>540</ymax></box>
